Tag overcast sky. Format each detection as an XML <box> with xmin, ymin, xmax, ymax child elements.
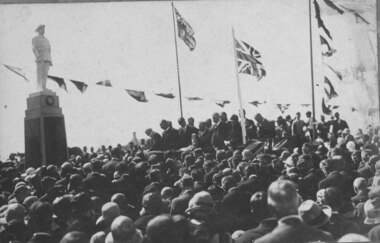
<box><xmin>0</xmin><ymin>0</ymin><xmax>377</xmax><ymax>159</ymax></box>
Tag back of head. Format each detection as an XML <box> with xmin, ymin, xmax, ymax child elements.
<box><xmin>267</xmin><ymin>180</ymin><xmax>299</xmax><ymax>218</ymax></box>
<box><xmin>106</xmin><ymin>216</ymin><xmax>142</xmax><ymax>243</ymax></box>
<box><xmin>60</xmin><ymin>231</ymin><xmax>89</xmax><ymax>243</ymax></box>
<box><xmin>29</xmin><ymin>201</ymin><xmax>53</xmax><ymax>232</ymax></box>
<box><xmin>146</xmin><ymin>214</ymin><xmax>175</xmax><ymax>243</ymax></box>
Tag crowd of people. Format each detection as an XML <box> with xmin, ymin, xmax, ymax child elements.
<box><xmin>1</xmin><ymin>110</ymin><xmax>380</xmax><ymax>243</ymax></box>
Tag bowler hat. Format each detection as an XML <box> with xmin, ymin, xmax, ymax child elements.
<box><xmin>298</xmin><ymin>200</ymin><xmax>331</xmax><ymax>228</ymax></box>
<box><xmin>35</xmin><ymin>24</ymin><xmax>45</xmax><ymax>32</ymax></box>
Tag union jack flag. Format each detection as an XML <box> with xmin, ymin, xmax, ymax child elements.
<box><xmin>235</xmin><ymin>39</ymin><xmax>266</xmax><ymax>81</ymax></box>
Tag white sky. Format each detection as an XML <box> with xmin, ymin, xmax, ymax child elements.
<box><xmin>0</xmin><ymin>0</ymin><xmax>377</xmax><ymax>159</ymax></box>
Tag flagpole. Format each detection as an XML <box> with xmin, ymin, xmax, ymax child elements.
<box><xmin>232</xmin><ymin>28</ymin><xmax>247</xmax><ymax>145</ymax></box>
<box><xmin>171</xmin><ymin>2</ymin><xmax>184</xmax><ymax>118</ymax></box>
<box><xmin>309</xmin><ymin>0</ymin><xmax>316</xmax><ymax>142</ymax></box>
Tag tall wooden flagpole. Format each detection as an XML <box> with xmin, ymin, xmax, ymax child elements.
<box><xmin>309</xmin><ymin>0</ymin><xmax>316</xmax><ymax>142</ymax></box>
<box><xmin>171</xmin><ymin>2</ymin><xmax>184</xmax><ymax>118</ymax></box>
<box><xmin>232</xmin><ymin>28</ymin><xmax>247</xmax><ymax>145</ymax></box>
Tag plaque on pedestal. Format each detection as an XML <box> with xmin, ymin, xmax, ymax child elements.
<box><xmin>24</xmin><ymin>90</ymin><xmax>68</xmax><ymax>168</ymax></box>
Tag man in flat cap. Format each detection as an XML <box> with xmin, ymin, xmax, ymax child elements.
<box><xmin>32</xmin><ymin>24</ymin><xmax>52</xmax><ymax>91</ymax></box>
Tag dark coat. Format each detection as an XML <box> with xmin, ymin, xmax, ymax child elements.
<box><xmin>235</xmin><ymin>218</ymin><xmax>278</xmax><ymax>243</ymax></box>
<box><xmin>170</xmin><ymin>190</ymin><xmax>194</xmax><ymax>216</ymax></box>
<box><xmin>327</xmin><ymin>213</ymin><xmax>361</xmax><ymax>239</ymax></box>
<box><xmin>211</xmin><ymin>122</ymin><xmax>229</xmax><ymax>149</ymax></box>
<box><xmin>318</xmin><ymin>171</ymin><xmax>353</xmax><ymax>198</ymax></box>
<box><xmin>161</xmin><ymin>127</ymin><xmax>180</xmax><ymax>150</ymax></box>
<box><xmin>299</xmin><ymin>168</ymin><xmax>325</xmax><ymax>200</ymax></box>
<box><xmin>82</xmin><ymin>172</ymin><xmax>110</xmax><ymax>199</ymax></box>
<box><xmin>255</xmin><ymin>215</ymin><xmax>333</xmax><ymax>243</ymax></box>
<box><xmin>178</xmin><ymin>125</ymin><xmax>198</xmax><ymax>148</ymax></box>
<box><xmin>149</xmin><ymin>131</ymin><xmax>163</xmax><ymax>151</ymax></box>
<box><xmin>332</xmin><ymin>119</ymin><xmax>349</xmax><ymax>135</ymax></box>
<box><xmin>198</xmin><ymin>129</ymin><xmax>213</xmax><ymax>151</ymax></box>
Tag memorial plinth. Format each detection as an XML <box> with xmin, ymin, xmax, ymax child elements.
<box><xmin>25</xmin><ymin>90</ymin><xmax>68</xmax><ymax>168</ymax></box>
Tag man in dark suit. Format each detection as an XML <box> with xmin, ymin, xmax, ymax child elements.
<box><xmin>228</xmin><ymin>114</ymin><xmax>243</xmax><ymax>149</ymax></box>
<box><xmin>211</xmin><ymin>113</ymin><xmax>229</xmax><ymax>150</ymax></box>
<box><xmin>254</xmin><ymin>113</ymin><xmax>276</xmax><ymax>139</ymax></box>
<box><xmin>82</xmin><ymin>160</ymin><xmax>110</xmax><ymax>200</ymax></box>
<box><xmin>255</xmin><ymin>180</ymin><xmax>333</xmax><ymax>243</ymax></box>
<box><xmin>197</xmin><ymin>121</ymin><xmax>213</xmax><ymax>152</ymax></box>
<box><xmin>178</xmin><ymin>117</ymin><xmax>198</xmax><ymax>148</ymax></box>
<box><xmin>160</xmin><ymin>120</ymin><xmax>180</xmax><ymax>150</ymax></box>
<box><xmin>331</xmin><ymin>112</ymin><xmax>349</xmax><ymax>136</ymax></box>
<box><xmin>145</xmin><ymin>128</ymin><xmax>163</xmax><ymax>151</ymax></box>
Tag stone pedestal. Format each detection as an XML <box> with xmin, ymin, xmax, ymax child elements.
<box><xmin>24</xmin><ymin>90</ymin><xmax>68</xmax><ymax>168</ymax></box>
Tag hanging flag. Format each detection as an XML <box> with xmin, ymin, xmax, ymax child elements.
<box><xmin>235</xmin><ymin>39</ymin><xmax>266</xmax><ymax>81</ymax></box>
<box><xmin>249</xmin><ymin>100</ymin><xmax>264</xmax><ymax>107</ymax></box>
<box><xmin>125</xmin><ymin>89</ymin><xmax>148</xmax><ymax>102</ymax></box>
<box><xmin>96</xmin><ymin>80</ymin><xmax>112</xmax><ymax>87</ymax></box>
<box><xmin>174</xmin><ymin>6</ymin><xmax>196</xmax><ymax>51</ymax></box>
<box><xmin>276</xmin><ymin>104</ymin><xmax>290</xmax><ymax>114</ymax></box>
<box><xmin>352</xmin><ymin>107</ymin><xmax>358</xmax><ymax>112</ymax></box>
<box><xmin>48</xmin><ymin>75</ymin><xmax>67</xmax><ymax>92</ymax></box>
<box><xmin>70</xmin><ymin>80</ymin><xmax>88</xmax><ymax>93</ymax></box>
<box><xmin>320</xmin><ymin>35</ymin><xmax>336</xmax><ymax>57</ymax></box>
<box><xmin>322</xmin><ymin>98</ymin><xmax>332</xmax><ymax>115</ymax></box>
<box><xmin>215</xmin><ymin>100</ymin><xmax>230</xmax><ymax>108</ymax></box>
<box><xmin>155</xmin><ymin>93</ymin><xmax>175</xmax><ymax>99</ymax></box>
<box><xmin>326</xmin><ymin>64</ymin><xmax>343</xmax><ymax>80</ymax></box>
<box><xmin>323</xmin><ymin>0</ymin><xmax>344</xmax><ymax>14</ymax></box>
<box><xmin>340</xmin><ymin>5</ymin><xmax>370</xmax><ymax>25</ymax></box>
<box><xmin>324</xmin><ymin>77</ymin><xmax>338</xmax><ymax>99</ymax></box>
<box><xmin>3</xmin><ymin>64</ymin><xmax>29</xmax><ymax>82</ymax></box>
<box><xmin>186</xmin><ymin>97</ymin><xmax>202</xmax><ymax>101</ymax></box>
<box><xmin>314</xmin><ymin>0</ymin><xmax>333</xmax><ymax>40</ymax></box>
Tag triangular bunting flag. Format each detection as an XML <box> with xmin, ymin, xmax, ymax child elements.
<box><xmin>96</xmin><ymin>80</ymin><xmax>112</xmax><ymax>87</ymax></box>
<box><xmin>320</xmin><ymin>35</ymin><xmax>336</xmax><ymax>57</ymax></box>
<box><xmin>249</xmin><ymin>100</ymin><xmax>264</xmax><ymax>107</ymax></box>
<box><xmin>323</xmin><ymin>0</ymin><xmax>344</xmax><ymax>14</ymax></box>
<box><xmin>3</xmin><ymin>64</ymin><xmax>29</xmax><ymax>82</ymax></box>
<box><xmin>48</xmin><ymin>75</ymin><xmax>67</xmax><ymax>92</ymax></box>
<box><xmin>326</xmin><ymin>64</ymin><xmax>343</xmax><ymax>80</ymax></box>
<box><xmin>215</xmin><ymin>100</ymin><xmax>230</xmax><ymax>108</ymax></box>
<box><xmin>174</xmin><ymin>6</ymin><xmax>196</xmax><ymax>51</ymax></box>
<box><xmin>125</xmin><ymin>89</ymin><xmax>148</xmax><ymax>102</ymax></box>
<box><xmin>322</xmin><ymin>98</ymin><xmax>332</xmax><ymax>115</ymax></box>
<box><xmin>314</xmin><ymin>0</ymin><xmax>333</xmax><ymax>39</ymax></box>
<box><xmin>186</xmin><ymin>97</ymin><xmax>202</xmax><ymax>101</ymax></box>
<box><xmin>324</xmin><ymin>77</ymin><xmax>338</xmax><ymax>99</ymax></box>
<box><xmin>276</xmin><ymin>104</ymin><xmax>290</xmax><ymax>114</ymax></box>
<box><xmin>70</xmin><ymin>80</ymin><xmax>88</xmax><ymax>93</ymax></box>
<box><xmin>340</xmin><ymin>5</ymin><xmax>370</xmax><ymax>25</ymax></box>
<box><xmin>155</xmin><ymin>93</ymin><xmax>175</xmax><ymax>99</ymax></box>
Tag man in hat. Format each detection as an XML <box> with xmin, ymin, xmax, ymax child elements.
<box><xmin>32</xmin><ymin>24</ymin><xmax>52</xmax><ymax>91</ymax></box>
<box><xmin>255</xmin><ymin>180</ymin><xmax>333</xmax><ymax>243</ymax></box>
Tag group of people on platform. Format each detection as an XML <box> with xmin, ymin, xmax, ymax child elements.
<box><xmin>1</xmin><ymin>110</ymin><xmax>380</xmax><ymax>243</ymax></box>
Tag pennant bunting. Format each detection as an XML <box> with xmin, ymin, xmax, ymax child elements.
<box><xmin>323</xmin><ymin>0</ymin><xmax>344</xmax><ymax>14</ymax></box>
<box><xmin>249</xmin><ymin>100</ymin><xmax>265</xmax><ymax>107</ymax></box>
<box><xmin>48</xmin><ymin>75</ymin><xmax>67</xmax><ymax>92</ymax></box>
<box><xmin>276</xmin><ymin>104</ymin><xmax>290</xmax><ymax>114</ymax></box>
<box><xmin>326</xmin><ymin>64</ymin><xmax>343</xmax><ymax>80</ymax></box>
<box><xmin>340</xmin><ymin>5</ymin><xmax>370</xmax><ymax>25</ymax></box>
<box><xmin>320</xmin><ymin>35</ymin><xmax>336</xmax><ymax>57</ymax></box>
<box><xmin>351</xmin><ymin>107</ymin><xmax>357</xmax><ymax>112</ymax></box>
<box><xmin>155</xmin><ymin>93</ymin><xmax>175</xmax><ymax>99</ymax></box>
<box><xmin>322</xmin><ymin>98</ymin><xmax>332</xmax><ymax>115</ymax></box>
<box><xmin>3</xmin><ymin>64</ymin><xmax>29</xmax><ymax>82</ymax></box>
<box><xmin>186</xmin><ymin>97</ymin><xmax>202</xmax><ymax>101</ymax></box>
<box><xmin>301</xmin><ymin>104</ymin><xmax>311</xmax><ymax>107</ymax></box>
<box><xmin>314</xmin><ymin>0</ymin><xmax>333</xmax><ymax>40</ymax></box>
<box><xmin>70</xmin><ymin>80</ymin><xmax>88</xmax><ymax>93</ymax></box>
<box><xmin>215</xmin><ymin>100</ymin><xmax>230</xmax><ymax>108</ymax></box>
<box><xmin>324</xmin><ymin>77</ymin><xmax>338</xmax><ymax>99</ymax></box>
<box><xmin>96</xmin><ymin>80</ymin><xmax>112</xmax><ymax>87</ymax></box>
<box><xmin>125</xmin><ymin>89</ymin><xmax>148</xmax><ymax>102</ymax></box>
<box><xmin>235</xmin><ymin>39</ymin><xmax>266</xmax><ymax>81</ymax></box>
<box><xmin>174</xmin><ymin>6</ymin><xmax>196</xmax><ymax>51</ymax></box>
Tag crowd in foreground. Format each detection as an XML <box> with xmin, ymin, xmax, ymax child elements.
<box><xmin>0</xmin><ymin>110</ymin><xmax>380</xmax><ymax>243</ymax></box>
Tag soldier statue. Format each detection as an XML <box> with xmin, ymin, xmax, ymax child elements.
<box><xmin>32</xmin><ymin>24</ymin><xmax>52</xmax><ymax>91</ymax></box>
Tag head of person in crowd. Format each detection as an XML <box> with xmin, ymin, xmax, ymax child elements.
<box><xmin>185</xmin><ymin>191</ymin><xmax>214</xmax><ymax>221</ymax></box>
<box><xmin>212</xmin><ymin>112</ymin><xmax>220</xmax><ymax>124</ymax></box>
<box><xmin>145</xmin><ymin>214</ymin><xmax>177</xmax><ymax>243</ymax></box>
<box><xmin>220</xmin><ymin>112</ymin><xmax>228</xmax><ymax>123</ymax></box>
<box><xmin>178</xmin><ymin>117</ymin><xmax>186</xmax><ymax>128</ymax></box>
<box><xmin>96</xmin><ymin>202</ymin><xmax>120</xmax><ymax>232</ymax></box>
<box><xmin>267</xmin><ymin>180</ymin><xmax>299</xmax><ymax>219</ymax></box>
<box><xmin>105</xmin><ymin>216</ymin><xmax>143</xmax><ymax>243</ymax></box>
<box><xmin>254</xmin><ymin>113</ymin><xmax>264</xmax><ymax>124</ymax></box>
<box><xmin>141</xmin><ymin>193</ymin><xmax>164</xmax><ymax>216</ymax></box>
<box><xmin>320</xmin><ymin>159</ymin><xmax>336</xmax><ymax>177</ymax></box>
<box><xmin>298</xmin><ymin>199</ymin><xmax>331</xmax><ymax>230</ymax></box>
<box><xmin>250</xmin><ymin>191</ymin><xmax>273</xmax><ymax>220</ymax></box>
<box><xmin>159</xmin><ymin>119</ymin><xmax>168</xmax><ymax>131</ymax></box>
<box><xmin>188</xmin><ymin>117</ymin><xmax>195</xmax><ymax>127</ymax></box>
<box><xmin>28</xmin><ymin>201</ymin><xmax>53</xmax><ymax>233</ymax></box>
<box><xmin>318</xmin><ymin>187</ymin><xmax>343</xmax><ymax>212</ymax></box>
